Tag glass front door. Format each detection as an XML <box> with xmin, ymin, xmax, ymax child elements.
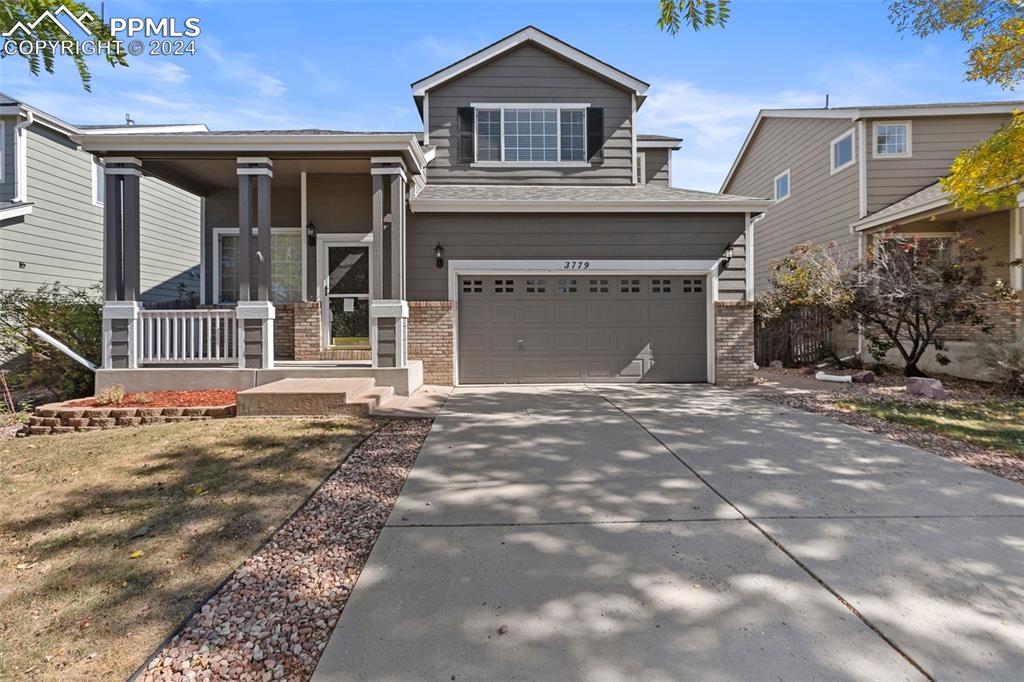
<box><xmin>322</xmin><ymin>245</ymin><xmax>370</xmax><ymax>349</ymax></box>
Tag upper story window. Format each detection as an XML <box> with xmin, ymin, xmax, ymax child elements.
<box><xmin>774</xmin><ymin>169</ymin><xmax>790</xmax><ymax>202</ymax></box>
<box><xmin>472</xmin><ymin>105</ymin><xmax>588</xmax><ymax>164</ymax></box>
<box><xmin>92</xmin><ymin>158</ymin><xmax>104</xmax><ymax>206</ymax></box>
<box><xmin>873</xmin><ymin>121</ymin><xmax>911</xmax><ymax>158</ymax></box>
<box><xmin>636</xmin><ymin>152</ymin><xmax>647</xmax><ymax>185</ymax></box>
<box><xmin>831</xmin><ymin>129</ymin><xmax>856</xmax><ymax>174</ymax></box>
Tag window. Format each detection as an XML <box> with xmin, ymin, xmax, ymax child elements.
<box><xmin>831</xmin><ymin>130</ymin><xmax>855</xmax><ymax>174</ymax></box>
<box><xmin>525</xmin><ymin>278</ymin><xmax>547</xmax><ymax>293</ymax></box>
<box><xmin>589</xmin><ymin>279</ymin><xmax>609</xmax><ymax>293</ymax></box>
<box><xmin>873</xmin><ymin>121</ymin><xmax>911</xmax><ymax>158</ymax></box>
<box><xmin>557</xmin><ymin>278</ymin><xmax>577</xmax><ymax>294</ymax></box>
<box><xmin>620</xmin><ymin>279</ymin><xmax>640</xmax><ymax>293</ymax></box>
<box><xmin>474</xmin><ymin>105</ymin><xmax>588</xmax><ymax>163</ymax></box>
<box><xmin>462</xmin><ymin>279</ymin><xmax>483</xmax><ymax>294</ymax></box>
<box><xmin>874</xmin><ymin>233</ymin><xmax>956</xmax><ymax>260</ymax></box>
<box><xmin>774</xmin><ymin>169</ymin><xmax>790</xmax><ymax>202</ymax></box>
<box><xmin>0</xmin><ymin>121</ymin><xmax>4</xmax><ymax>183</ymax></box>
<box><xmin>92</xmin><ymin>158</ymin><xmax>104</xmax><ymax>206</ymax></box>
<box><xmin>217</xmin><ymin>230</ymin><xmax>303</xmax><ymax>304</ymax></box>
<box><xmin>652</xmin><ymin>279</ymin><xmax>671</xmax><ymax>293</ymax></box>
<box><xmin>636</xmin><ymin>152</ymin><xmax>647</xmax><ymax>185</ymax></box>
<box><xmin>494</xmin><ymin>279</ymin><xmax>514</xmax><ymax>293</ymax></box>
<box><xmin>681</xmin><ymin>278</ymin><xmax>703</xmax><ymax>293</ymax></box>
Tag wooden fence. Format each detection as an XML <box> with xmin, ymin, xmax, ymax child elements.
<box><xmin>755</xmin><ymin>305</ymin><xmax>833</xmax><ymax>367</ymax></box>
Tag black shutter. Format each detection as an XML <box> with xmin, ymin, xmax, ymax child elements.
<box><xmin>586</xmin><ymin>107</ymin><xmax>604</xmax><ymax>161</ymax></box>
<box><xmin>457</xmin><ymin>107</ymin><xmax>475</xmax><ymax>164</ymax></box>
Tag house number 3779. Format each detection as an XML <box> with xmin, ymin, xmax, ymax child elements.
<box><xmin>563</xmin><ymin>260</ymin><xmax>590</xmax><ymax>269</ymax></box>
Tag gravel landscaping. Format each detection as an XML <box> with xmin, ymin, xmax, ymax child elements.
<box><xmin>754</xmin><ymin>369</ymin><xmax>1024</xmax><ymax>484</ymax></box>
<box><xmin>139</xmin><ymin>418</ymin><xmax>432</xmax><ymax>681</ymax></box>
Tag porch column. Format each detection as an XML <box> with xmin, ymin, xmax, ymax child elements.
<box><xmin>101</xmin><ymin>158</ymin><xmax>143</xmax><ymax>370</ymax></box>
<box><xmin>369</xmin><ymin>158</ymin><xmax>409</xmax><ymax>368</ymax></box>
<box><xmin>235</xmin><ymin>158</ymin><xmax>275</xmax><ymax>369</ymax></box>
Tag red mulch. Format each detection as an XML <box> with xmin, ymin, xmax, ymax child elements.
<box><xmin>68</xmin><ymin>390</ymin><xmax>238</xmax><ymax>408</ymax></box>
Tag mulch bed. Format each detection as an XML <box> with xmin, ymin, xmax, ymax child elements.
<box><xmin>68</xmin><ymin>390</ymin><xmax>239</xmax><ymax>409</ymax></box>
<box><xmin>139</xmin><ymin>418</ymin><xmax>432</xmax><ymax>681</ymax></box>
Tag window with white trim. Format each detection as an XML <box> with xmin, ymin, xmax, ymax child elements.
<box><xmin>636</xmin><ymin>152</ymin><xmax>647</xmax><ymax>185</ymax></box>
<box><xmin>91</xmin><ymin>158</ymin><xmax>104</xmax><ymax>206</ymax></box>
<box><xmin>831</xmin><ymin>130</ymin><xmax>855</xmax><ymax>174</ymax></box>
<box><xmin>475</xmin><ymin>105</ymin><xmax>587</xmax><ymax>163</ymax></box>
<box><xmin>774</xmin><ymin>169</ymin><xmax>790</xmax><ymax>201</ymax></box>
<box><xmin>873</xmin><ymin>122</ymin><xmax>911</xmax><ymax>157</ymax></box>
<box><xmin>0</xmin><ymin>121</ymin><xmax>5</xmax><ymax>183</ymax></box>
<box><xmin>216</xmin><ymin>229</ymin><xmax>303</xmax><ymax>304</ymax></box>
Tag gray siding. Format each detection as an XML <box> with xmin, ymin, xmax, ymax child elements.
<box><xmin>865</xmin><ymin>114</ymin><xmax>1009</xmax><ymax>213</ymax></box>
<box><xmin>0</xmin><ymin>123</ymin><xmax>201</xmax><ymax>301</ymax></box>
<box><xmin>642</xmin><ymin>148</ymin><xmax>670</xmax><ymax>186</ymax></box>
<box><xmin>0</xmin><ymin>116</ymin><xmax>15</xmax><ymax>201</ymax></box>
<box><xmin>724</xmin><ymin>116</ymin><xmax>861</xmax><ymax>292</ymax></box>
<box><xmin>406</xmin><ymin>212</ymin><xmax>744</xmax><ymax>300</ymax></box>
<box><xmin>426</xmin><ymin>43</ymin><xmax>634</xmax><ymax>185</ymax></box>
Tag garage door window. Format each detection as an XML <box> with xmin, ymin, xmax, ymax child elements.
<box><xmin>494</xmin><ymin>279</ymin><xmax>515</xmax><ymax>293</ymax></box>
<box><xmin>681</xmin><ymin>278</ymin><xmax>703</xmax><ymax>293</ymax></box>
<box><xmin>557</xmin><ymin>278</ymin><xmax>578</xmax><ymax>294</ymax></box>
<box><xmin>652</xmin><ymin>279</ymin><xmax>672</xmax><ymax>293</ymax></box>
<box><xmin>588</xmin><ymin>279</ymin><xmax>609</xmax><ymax>293</ymax></box>
<box><xmin>462</xmin><ymin>279</ymin><xmax>483</xmax><ymax>294</ymax></box>
<box><xmin>620</xmin><ymin>279</ymin><xmax>641</xmax><ymax>293</ymax></box>
<box><xmin>525</xmin><ymin>279</ymin><xmax>547</xmax><ymax>293</ymax></box>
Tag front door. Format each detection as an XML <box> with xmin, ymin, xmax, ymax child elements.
<box><xmin>318</xmin><ymin>242</ymin><xmax>371</xmax><ymax>350</ymax></box>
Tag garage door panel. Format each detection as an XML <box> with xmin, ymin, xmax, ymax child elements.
<box><xmin>554</xmin><ymin>332</ymin><xmax>583</xmax><ymax>351</ymax></box>
<box><xmin>585</xmin><ymin>331</ymin><xmax>615</xmax><ymax>352</ymax></box>
<box><xmin>492</xmin><ymin>303</ymin><xmax>519</xmax><ymax>323</ymax></box>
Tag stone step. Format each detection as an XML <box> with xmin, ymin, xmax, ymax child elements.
<box><xmin>347</xmin><ymin>386</ymin><xmax>395</xmax><ymax>416</ymax></box>
<box><xmin>236</xmin><ymin>377</ymin><xmax>377</xmax><ymax>416</ymax></box>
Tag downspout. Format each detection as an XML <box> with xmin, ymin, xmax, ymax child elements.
<box><xmin>1017</xmin><ymin>191</ymin><xmax>1024</xmax><ymax>341</ymax></box>
<box><xmin>13</xmin><ymin>110</ymin><xmax>33</xmax><ymax>202</ymax></box>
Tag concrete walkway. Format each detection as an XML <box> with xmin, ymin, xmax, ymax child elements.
<box><xmin>314</xmin><ymin>385</ymin><xmax>1024</xmax><ymax>681</ymax></box>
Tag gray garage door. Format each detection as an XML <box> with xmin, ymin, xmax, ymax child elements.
<box><xmin>458</xmin><ymin>275</ymin><xmax>707</xmax><ymax>384</ymax></box>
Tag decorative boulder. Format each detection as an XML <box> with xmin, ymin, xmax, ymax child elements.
<box><xmin>852</xmin><ymin>371</ymin><xmax>876</xmax><ymax>384</ymax></box>
<box><xmin>769</xmin><ymin>360</ymin><xmax>784</xmax><ymax>369</ymax></box>
<box><xmin>906</xmin><ymin>377</ymin><xmax>945</xmax><ymax>399</ymax></box>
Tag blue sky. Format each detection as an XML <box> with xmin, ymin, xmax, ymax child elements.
<box><xmin>1</xmin><ymin>0</ymin><xmax>1018</xmax><ymax>191</ymax></box>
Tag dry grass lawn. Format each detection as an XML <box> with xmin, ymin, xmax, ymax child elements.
<box><xmin>0</xmin><ymin>417</ymin><xmax>375</xmax><ymax>681</ymax></box>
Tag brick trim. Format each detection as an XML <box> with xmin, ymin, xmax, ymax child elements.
<box><xmin>408</xmin><ymin>300</ymin><xmax>455</xmax><ymax>385</ymax></box>
<box><xmin>715</xmin><ymin>300</ymin><xmax>754</xmax><ymax>385</ymax></box>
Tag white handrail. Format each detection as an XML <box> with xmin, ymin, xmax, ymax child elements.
<box><xmin>139</xmin><ymin>309</ymin><xmax>237</xmax><ymax>364</ymax></box>
<box><xmin>31</xmin><ymin>327</ymin><xmax>97</xmax><ymax>370</ymax></box>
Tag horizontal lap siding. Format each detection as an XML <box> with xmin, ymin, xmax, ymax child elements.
<box><xmin>406</xmin><ymin>212</ymin><xmax>744</xmax><ymax>300</ymax></box>
<box><xmin>724</xmin><ymin>117</ymin><xmax>860</xmax><ymax>293</ymax></box>
<box><xmin>642</xmin><ymin>148</ymin><xmax>670</xmax><ymax>186</ymax></box>
<box><xmin>427</xmin><ymin>44</ymin><xmax>634</xmax><ymax>185</ymax></box>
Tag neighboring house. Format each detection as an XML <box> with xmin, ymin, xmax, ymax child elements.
<box><xmin>722</xmin><ymin>101</ymin><xmax>1024</xmax><ymax>372</ymax></box>
<box><xmin>76</xmin><ymin>26</ymin><xmax>770</xmax><ymax>393</ymax></box>
<box><xmin>0</xmin><ymin>94</ymin><xmax>205</xmax><ymax>301</ymax></box>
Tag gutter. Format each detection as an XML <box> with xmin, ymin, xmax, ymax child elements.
<box><xmin>409</xmin><ymin>198</ymin><xmax>773</xmax><ymax>213</ymax></box>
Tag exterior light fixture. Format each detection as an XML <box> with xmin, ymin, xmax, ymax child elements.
<box><xmin>434</xmin><ymin>243</ymin><xmax>445</xmax><ymax>268</ymax></box>
<box><xmin>306</xmin><ymin>222</ymin><xmax>317</xmax><ymax>247</ymax></box>
<box><xmin>724</xmin><ymin>247</ymin><xmax>734</xmax><ymax>264</ymax></box>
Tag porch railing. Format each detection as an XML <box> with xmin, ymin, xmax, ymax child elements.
<box><xmin>139</xmin><ymin>309</ymin><xmax>238</xmax><ymax>364</ymax></box>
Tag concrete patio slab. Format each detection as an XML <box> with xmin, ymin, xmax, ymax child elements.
<box><xmin>314</xmin><ymin>522</ymin><xmax>920</xmax><ymax>682</ymax></box>
<box><xmin>371</xmin><ymin>384</ymin><xmax>452</xmax><ymax>418</ymax></box>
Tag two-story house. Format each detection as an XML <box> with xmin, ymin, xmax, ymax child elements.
<box><xmin>0</xmin><ymin>94</ymin><xmax>205</xmax><ymax>301</ymax></box>
<box><xmin>722</xmin><ymin>102</ymin><xmax>1024</xmax><ymax>373</ymax></box>
<box><xmin>73</xmin><ymin>26</ymin><xmax>769</xmax><ymax>396</ymax></box>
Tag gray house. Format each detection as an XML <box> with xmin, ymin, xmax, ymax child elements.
<box><xmin>76</xmin><ymin>26</ymin><xmax>769</xmax><ymax>395</ymax></box>
<box><xmin>0</xmin><ymin>94</ymin><xmax>205</xmax><ymax>301</ymax></box>
<box><xmin>722</xmin><ymin>101</ymin><xmax>1024</xmax><ymax>373</ymax></box>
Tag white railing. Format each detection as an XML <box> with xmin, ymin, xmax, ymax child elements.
<box><xmin>139</xmin><ymin>309</ymin><xmax>237</xmax><ymax>364</ymax></box>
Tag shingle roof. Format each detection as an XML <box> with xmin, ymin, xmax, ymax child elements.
<box><xmin>637</xmin><ymin>134</ymin><xmax>682</xmax><ymax>141</ymax></box>
<box><xmin>769</xmin><ymin>100</ymin><xmax>1024</xmax><ymax>113</ymax></box>
<box><xmin>414</xmin><ymin>183</ymin><xmax>763</xmax><ymax>203</ymax></box>
<box><xmin>130</xmin><ymin>129</ymin><xmax>422</xmax><ymax>137</ymax></box>
<box><xmin>851</xmin><ymin>182</ymin><xmax>952</xmax><ymax>231</ymax></box>
<box><xmin>77</xmin><ymin>123</ymin><xmax>206</xmax><ymax>129</ymax></box>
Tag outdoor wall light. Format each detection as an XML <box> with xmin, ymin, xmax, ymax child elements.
<box><xmin>434</xmin><ymin>243</ymin><xmax>445</xmax><ymax>268</ymax></box>
<box><xmin>306</xmin><ymin>222</ymin><xmax>317</xmax><ymax>247</ymax></box>
<box><xmin>724</xmin><ymin>247</ymin><xmax>735</xmax><ymax>264</ymax></box>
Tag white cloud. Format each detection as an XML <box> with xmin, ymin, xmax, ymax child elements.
<box><xmin>204</xmin><ymin>43</ymin><xmax>285</xmax><ymax>98</ymax></box>
<box><xmin>129</xmin><ymin>60</ymin><xmax>190</xmax><ymax>85</ymax></box>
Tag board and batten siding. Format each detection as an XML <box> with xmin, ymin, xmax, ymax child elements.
<box><xmin>864</xmin><ymin>114</ymin><xmax>1009</xmax><ymax>213</ymax></box>
<box><xmin>406</xmin><ymin>212</ymin><xmax>744</xmax><ymax>300</ymax></box>
<box><xmin>0</xmin><ymin>123</ymin><xmax>201</xmax><ymax>301</ymax></box>
<box><xmin>426</xmin><ymin>43</ymin><xmax>635</xmax><ymax>185</ymax></box>
<box><xmin>642</xmin><ymin>148</ymin><xmax>670</xmax><ymax>186</ymax></box>
<box><xmin>724</xmin><ymin>116</ymin><xmax>861</xmax><ymax>293</ymax></box>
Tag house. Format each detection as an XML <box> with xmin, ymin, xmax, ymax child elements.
<box><xmin>74</xmin><ymin>26</ymin><xmax>770</xmax><ymax>394</ymax></box>
<box><xmin>0</xmin><ymin>94</ymin><xmax>206</xmax><ymax>301</ymax></box>
<box><xmin>722</xmin><ymin>101</ymin><xmax>1024</xmax><ymax>372</ymax></box>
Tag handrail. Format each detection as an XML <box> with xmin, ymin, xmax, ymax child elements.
<box><xmin>30</xmin><ymin>327</ymin><xmax>97</xmax><ymax>371</ymax></box>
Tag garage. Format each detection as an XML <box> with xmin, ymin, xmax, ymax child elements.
<box><xmin>457</xmin><ymin>274</ymin><xmax>708</xmax><ymax>384</ymax></box>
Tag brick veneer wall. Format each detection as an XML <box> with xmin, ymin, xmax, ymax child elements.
<box><xmin>408</xmin><ymin>300</ymin><xmax>455</xmax><ymax>385</ymax></box>
<box><xmin>292</xmin><ymin>302</ymin><xmax>322</xmax><ymax>360</ymax></box>
<box><xmin>943</xmin><ymin>298</ymin><xmax>1022</xmax><ymax>342</ymax></box>
<box><xmin>274</xmin><ymin>304</ymin><xmax>294</xmax><ymax>360</ymax></box>
<box><xmin>715</xmin><ymin>300</ymin><xmax>755</xmax><ymax>385</ymax></box>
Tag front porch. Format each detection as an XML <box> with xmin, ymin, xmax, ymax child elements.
<box><xmin>79</xmin><ymin>132</ymin><xmax>431</xmax><ymax>394</ymax></box>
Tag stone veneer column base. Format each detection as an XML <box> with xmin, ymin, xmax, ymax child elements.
<box><xmin>408</xmin><ymin>301</ymin><xmax>455</xmax><ymax>385</ymax></box>
<box><xmin>715</xmin><ymin>300</ymin><xmax>755</xmax><ymax>386</ymax></box>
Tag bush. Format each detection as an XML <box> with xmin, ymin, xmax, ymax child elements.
<box><xmin>0</xmin><ymin>283</ymin><xmax>102</xmax><ymax>399</ymax></box>
<box><xmin>94</xmin><ymin>384</ymin><xmax>126</xmax><ymax>406</ymax></box>
<box><xmin>975</xmin><ymin>337</ymin><xmax>1024</xmax><ymax>395</ymax></box>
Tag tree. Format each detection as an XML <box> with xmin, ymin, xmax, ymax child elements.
<box><xmin>657</xmin><ymin>0</ymin><xmax>730</xmax><ymax>35</ymax></box>
<box><xmin>0</xmin><ymin>0</ymin><xmax>127</xmax><ymax>91</ymax></box>
<box><xmin>889</xmin><ymin>0</ymin><xmax>1024</xmax><ymax>210</ymax></box>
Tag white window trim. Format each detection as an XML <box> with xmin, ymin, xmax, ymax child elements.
<box><xmin>0</xmin><ymin>121</ymin><xmax>4</xmax><ymax>183</ymax></box>
<box><xmin>91</xmin><ymin>157</ymin><xmax>104</xmax><ymax>207</ymax></box>
<box><xmin>212</xmin><ymin>227</ymin><xmax>305</xmax><ymax>303</ymax></box>
<box><xmin>773</xmin><ymin>169</ymin><xmax>791</xmax><ymax>202</ymax></box>
<box><xmin>636</xmin><ymin>152</ymin><xmax>647</xmax><ymax>185</ymax></box>
<box><xmin>872</xmin><ymin>120</ymin><xmax>912</xmax><ymax>159</ymax></box>
<box><xmin>472</xmin><ymin>103</ymin><xmax>589</xmax><ymax>165</ymax></box>
<box><xmin>830</xmin><ymin>128</ymin><xmax>856</xmax><ymax>175</ymax></box>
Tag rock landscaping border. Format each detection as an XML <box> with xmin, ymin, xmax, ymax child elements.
<box><xmin>19</xmin><ymin>403</ymin><xmax>236</xmax><ymax>437</ymax></box>
<box><xmin>136</xmin><ymin>418</ymin><xmax>432</xmax><ymax>681</ymax></box>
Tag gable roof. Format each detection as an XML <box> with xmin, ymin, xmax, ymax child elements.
<box><xmin>410</xmin><ymin>26</ymin><xmax>649</xmax><ymax>106</ymax></box>
<box><xmin>850</xmin><ymin>181</ymin><xmax>950</xmax><ymax>232</ymax></box>
<box><xmin>721</xmin><ymin>99</ymin><xmax>1024</xmax><ymax>193</ymax></box>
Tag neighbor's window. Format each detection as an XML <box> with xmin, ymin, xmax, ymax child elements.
<box><xmin>774</xmin><ymin>169</ymin><xmax>790</xmax><ymax>201</ymax></box>
<box><xmin>874</xmin><ymin>122</ymin><xmax>911</xmax><ymax>157</ymax></box>
<box><xmin>92</xmin><ymin>158</ymin><xmax>104</xmax><ymax>206</ymax></box>
<box><xmin>475</xmin><ymin>106</ymin><xmax>587</xmax><ymax>163</ymax></box>
<box><xmin>218</xmin><ymin>230</ymin><xmax>303</xmax><ymax>304</ymax></box>
<box><xmin>831</xmin><ymin>130</ymin><xmax>855</xmax><ymax>173</ymax></box>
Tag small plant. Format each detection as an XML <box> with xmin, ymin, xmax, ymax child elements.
<box><xmin>133</xmin><ymin>392</ymin><xmax>153</xmax><ymax>405</ymax></box>
<box><xmin>975</xmin><ymin>337</ymin><xmax>1024</xmax><ymax>396</ymax></box>
<box><xmin>94</xmin><ymin>384</ymin><xmax>126</xmax><ymax>406</ymax></box>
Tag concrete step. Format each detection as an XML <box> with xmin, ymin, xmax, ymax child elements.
<box><xmin>348</xmin><ymin>386</ymin><xmax>396</xmax><ymax>416</ymax></box>
<box><xmin>237</xmin><ymin>377</ymin><xmax>377</xmax><ymax>416</ymax></box>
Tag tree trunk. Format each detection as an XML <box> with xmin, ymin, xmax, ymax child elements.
<box><xmin>904</xmin><ymin>363</ymin><xmax>927</xmax><ymax>377</ymax></box>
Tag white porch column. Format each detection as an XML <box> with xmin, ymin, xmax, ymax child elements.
<box><xmin>369</xmin><ymin>157</ymin><xmax>409</xmax><ymax>368</ymax></box>
<box><xmin>102</xmin><ymin>158</ymin><xmax>143</xmax><ymax>369</ymax></box>
<box><xmin>236</xmin><ymin>158</ymin><xmax>275</xmax><ymax>368</ymax></box>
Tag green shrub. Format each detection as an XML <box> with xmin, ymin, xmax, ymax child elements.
<box><xmin>0</xmin><ymin>283</ymin><xmax>101</xmax><ymax>399</ymax></box>
<box><xmin>94</xmin><ymin>384</ymin><xmax>125</xmax><ymax>406</ymax></box>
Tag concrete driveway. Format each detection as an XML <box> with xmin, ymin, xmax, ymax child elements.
<box><xmin>314</xmin><ymin>385</ymin><xmax>1024</xmax><ymax>681</ymax></box>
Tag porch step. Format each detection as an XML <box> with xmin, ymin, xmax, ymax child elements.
<box><xmin>236</xmin><ymin>377</ymin><xmax>377</xmax><ymax>416</ymax></box>
<box><xmin>350</xmin><ymin>386</ymin><xmax>396</xmax><ymax>416</ymax></box>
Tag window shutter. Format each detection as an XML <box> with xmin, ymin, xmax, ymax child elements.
<box><xmin>457</xmin><ymin>107</ymin><xmax>475</xmax><ymax>164</ymax></box>
<box><xmin>586</xmin><ymin>107</ymin><xmax>604</xmax><ymax>161</ymax></box>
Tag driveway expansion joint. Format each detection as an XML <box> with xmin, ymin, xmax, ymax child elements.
<box><xmin>587</xmin><ymin>385</ymin><xmax>936</xmax><ymax>682</ymax></box>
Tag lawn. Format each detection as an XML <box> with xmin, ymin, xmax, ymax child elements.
<box><xmin>838</xmin><ymin>398</ymin><xmax>1024</xmax><ymax>456</ymax></box>
<box><xmin>0</xmin><ymin>416</ymin><xmax>375</xmax><ymax>681</ymax></box>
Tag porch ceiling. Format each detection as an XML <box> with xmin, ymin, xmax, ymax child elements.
<box><xmin>130</xmin><ymin>156</ymin><xmax>373</xmax><ymax>195</ymax></box>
